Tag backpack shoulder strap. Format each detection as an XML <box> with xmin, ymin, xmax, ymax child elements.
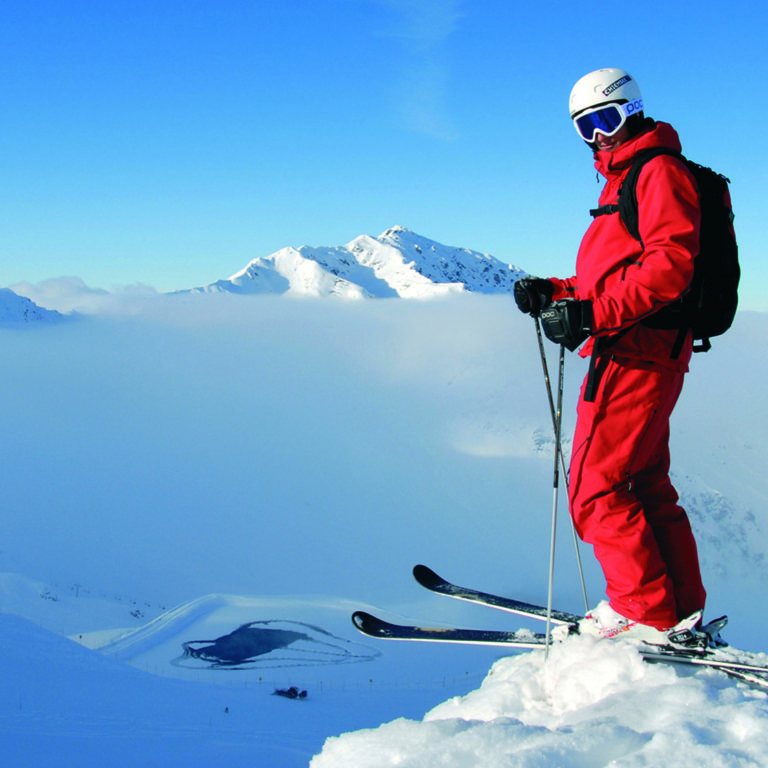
<box><xmin>618</xmin><ymin>147</ymin><xmax>686</xmax><ymax>245</ymax></box>
<box><xmin>589</xmin><ymin>203</ymin><xmax>619</xmax><ymax>218</ymax></box>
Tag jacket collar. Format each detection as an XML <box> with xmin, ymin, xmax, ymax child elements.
<box><xmin>594</xmin><ymin>120</ymin><xmax>683</xmax><ymax>178</ymax></box>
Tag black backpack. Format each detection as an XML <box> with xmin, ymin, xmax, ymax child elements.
<box><xmin>591</xmin><ymin>147</ymin><xmax>740</xmax><ymax>355</ymax></box>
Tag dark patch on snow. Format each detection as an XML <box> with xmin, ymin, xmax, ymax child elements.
<box><xmin>177</xmin><ymin>619</ymin><xmax>381</xmax><ymax>670</ymax></box>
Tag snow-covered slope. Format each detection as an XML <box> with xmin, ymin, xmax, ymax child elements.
<box><xmin>5</xmin><ymin>605</ymin><xmax>768</xmax><ymax>768</ymax></box>
<box><xmin>0</xmin><ymin>287</ymin><xmax>62</xmax><ymax>324</ymax></box>
<box><xmin>312</xmin><ymin>635</ymin><xmax>768</xmax><ymax>767</ymax></box>
<box><xmin>194</xmin><ymin>226</ymin><xmax>525</xmax><ymax>298</ymax></box>
<box><xmin>0</xmin><ymin>611</ymin><xmax>426</xmax><ymax>768</ymax></box>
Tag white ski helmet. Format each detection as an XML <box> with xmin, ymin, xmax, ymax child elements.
<box><xmin>569</xmin><ymin>68</ymin><xmax>642</xmax><ymax>118</ymax></box>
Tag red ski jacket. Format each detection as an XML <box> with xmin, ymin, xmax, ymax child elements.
<box><xmin>551</xmin><ymin>121</ymin><xmax>700</xmax><ymax>370</ymax></box>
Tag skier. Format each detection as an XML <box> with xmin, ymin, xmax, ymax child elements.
<box><xmin>514</xmin><ymin>68</ymin><xmax>707</xmax><ymax>645</ymax></box>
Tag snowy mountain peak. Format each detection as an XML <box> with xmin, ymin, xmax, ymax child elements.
<box><xmin>0</xmin><ymin>287</ymin><xmax>63</xmax><ymax>325</ymax></box>
<box><xmin>193</xmin><ymin>228</ymin><xmax>525</xmax><ymax>299</ymax></box>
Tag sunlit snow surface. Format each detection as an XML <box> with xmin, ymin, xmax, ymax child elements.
<box><xmin>313</xmin><ymin>635</ymin><xmax>768</xmax><ymax>767</ymax></box>
<box><xmin>200</xmin><ymin>226</ymin><xmax>525</xmax><ymax>299</ymax></box>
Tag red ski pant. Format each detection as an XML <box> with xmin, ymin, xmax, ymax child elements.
<box><xmin>568</xmin><ymin>355</ymin><xmax>706</xmax><ymax>629</ymax></box>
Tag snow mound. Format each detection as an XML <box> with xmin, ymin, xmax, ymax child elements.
<box><xmin>311</xmin><ymin>635</ymin><xmax>768</xmax><ymax>767</ymax></box>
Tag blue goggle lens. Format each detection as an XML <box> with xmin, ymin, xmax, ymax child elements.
<box><xmin>573</xmin><ymin>104</ymin><xmax>625</xmax><ymax>142</ymax></box>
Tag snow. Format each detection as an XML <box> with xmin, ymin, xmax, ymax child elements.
<box><xmin>1</xmin><ymin>280</ymin><xmax>768</xmax><ymax>766</ymax></box>
<box><xmin>189</xmin><ymin>226</ymin><xmax>525</xmax><ymax>298</ymax></box>
<box><xmin>313</xmin><ymin>637</ymin><xmax>768</xmax><ymax>767</ymax></box>
<box><xmin>0</xmin><ymin>287</ymin><xmax>62</xmax><ymax>324</ymax></box>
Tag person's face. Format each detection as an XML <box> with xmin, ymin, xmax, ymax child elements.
<box><xmin>594</xmin><ymin>123</ymin><xmax>632</xmax><ymax>152</ymax></box>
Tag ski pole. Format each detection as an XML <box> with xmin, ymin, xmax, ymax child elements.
<box><xmin>535</xmin><ymin>317</ymin><xmax>589</xmax><ymax>610</ymax></box>
<box><xmin>544</xmin><ymin>342</ymin><xmax>565</xmax><ymax>658</ymax></box>
<box><xmin>534</xmin><ymin>318</ymin><xmax>589</xmax><ymax>616</ymax></box>
<box><xmin>534</xmin><ymin>317</ymin><xmax>566</xmax><ymax>478</ymax></box>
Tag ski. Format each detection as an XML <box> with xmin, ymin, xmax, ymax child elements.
<box><xmin>354</xmin><ymin>566</ymin><xmax>768</xmax><ymax>690</ymax></box>
<box><xmin>413</xmin><ymin>565</ymin><xmax>728</xmax><ymax>648</ymax></box>
<box><xmin>352</xmin><ymin>611</ymin><xmax>550</xmax><ymax>649</ymax></box>
<box><xmin>351</xmin><ymin>611</ymin><xmax>768</xmax><ymax>687</ymax></box>
<box><xmin>637</xmin><ymin>646</ymin><xmax>768</xmax><ymax>675</ymax></box>
<box><xmin>413</xmin><ymin>564</ymin><xmax>581</xmax><ymax>626</ymax></box>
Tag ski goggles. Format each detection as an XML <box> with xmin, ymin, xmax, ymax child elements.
<box><xmin>572</xmin><ymin>99</ymin><xmax>643</xmax><ymax>142</ymax></box>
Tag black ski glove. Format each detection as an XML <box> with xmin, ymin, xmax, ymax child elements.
<box><xmin>513</xmin><ymin>277</ymin><xmax>554</xmax><ymax>317</ymax></box>
<box><xmin>540</xmin><ymin>300</ymin><xmax>593</xmax><ymax>352</ymax></box>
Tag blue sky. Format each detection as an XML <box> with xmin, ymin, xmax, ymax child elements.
<box><xmin>1</xmin><ymin>0</ymin><xmax>766</xmax><ymax>309</ymax></box>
